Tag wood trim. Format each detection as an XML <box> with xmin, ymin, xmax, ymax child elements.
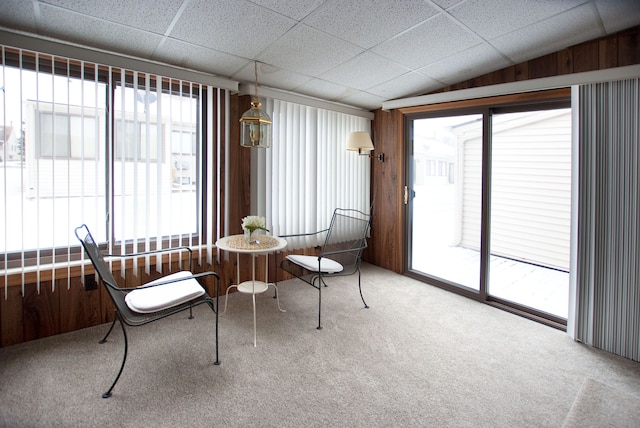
<box><xmin>399</xmin><ymin>88</ymin><xmax>571</xmax><ymax>115</ymax></box>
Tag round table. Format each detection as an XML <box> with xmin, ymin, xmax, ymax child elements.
<box><xmin>215</xmin><ymin>234</ymin><xmax>287</xmax><ymax>346</ymax></box>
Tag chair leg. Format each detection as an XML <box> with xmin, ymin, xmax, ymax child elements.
<box><xmin>357</xmin><ymin>268</ymin><xmax>369</xmax><ymax>309</ymax></box>
<box><xmin>206</xmin><ymin>299</ymin><xmax>221</xmax><ymax>366</ymax></box>
<box><xmin>316</xmin><ymin>276</ymin><xmax>323</xmax><ymax>330</ymax></box>
<box><xmin>99</xmin><ymin>315</ymin><xmax>118</xmax><ymax>344</ymax></box>
<box><xmin>214</xmin><ymin>279</ymin><xmax>220</xmax><ymax>365</ymax></box>
<box><xmin>102</xmin><ymin>313</ymin><xmax>128</xmax><ymax>399</ymax></box>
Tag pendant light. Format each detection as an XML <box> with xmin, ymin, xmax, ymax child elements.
<box><xmin>240</xmin><ymin>61</ymin><xmax>272</xmax><ymax>148</ymax></box>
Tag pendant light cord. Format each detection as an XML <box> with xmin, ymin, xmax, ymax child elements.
<box><xmin>254</xmin><ymin>61</ymin><xmax>259</xmax><ymax>99</ymax></box>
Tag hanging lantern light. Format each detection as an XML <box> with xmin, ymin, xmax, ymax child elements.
<box><xmin>240</xmin><ymin>62</ymin><xmax>272</xmax><ymax>148</ymax></box>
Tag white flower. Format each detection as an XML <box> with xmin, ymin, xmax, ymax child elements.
<box><xmin>241</xmin><ymin>215</ymin><xmax>269</xmax><ymax>232</ymax></box>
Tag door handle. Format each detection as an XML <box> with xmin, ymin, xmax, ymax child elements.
<box><xmin>404</xmin><ymin>186</ymin><xmax>408</xmax><ymax>205</ymax></box>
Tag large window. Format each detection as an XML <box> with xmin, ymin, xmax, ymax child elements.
<box><xmin>0</xmin><ymin>47</ymin><xmax>222</xmax><ymax>272</ymax></box>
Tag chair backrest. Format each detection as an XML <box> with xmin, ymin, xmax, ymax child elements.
<box><xmin>75</xmin><ymin>224</ymin><xmax>130</xmax><ymax>315</ymax></box>
<box><xmin>321</xmin><ymin>208</ymin><xmax>371</xmax><ymax>275</ymax></box>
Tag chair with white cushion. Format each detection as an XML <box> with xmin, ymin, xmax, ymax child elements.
<box><xmin>277</xmin><ymin>208</ymin><xmax>371</xmax><ymax>329</ymax></box>
<box><xmin>74</xmin><ymin>224</ymin><xmax>220</xmax><ymax>398</ymax></box>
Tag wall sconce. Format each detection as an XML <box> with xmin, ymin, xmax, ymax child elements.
<box><xmin>347</xmin><ymin>131</ymin><xmax>384</xmax><ymax>162</ymax></box>
<box><xmin>240</xmin><ymin>62</ymin><xmax>272</xmax><ymax>148</ymax></box>
<box><xmin>347</xmin><ymin>131</ymin><xmax>374</xmax><ymax>155</ymax></box>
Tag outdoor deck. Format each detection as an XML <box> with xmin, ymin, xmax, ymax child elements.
<box><xmin>412</xmin><ymin>246</ymin><xmax>569</xmax><ymax>319</ymax></box>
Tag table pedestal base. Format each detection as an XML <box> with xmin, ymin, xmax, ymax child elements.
<box><xmin>222</xmin><ymin>280</ymin><xmax>286</xmax><ymax>347</ymax></box>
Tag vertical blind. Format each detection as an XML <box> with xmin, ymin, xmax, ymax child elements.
<box><xmin>576</xmin><ymin>78</ymin><xmax>640</xmax><ymax>362</ymax></box>
<box><xmin>252</xmin><ymin>98</ymin><xmax>371</xmax><ymax>250</ymax></box>
<box><xmin>110</xmin><ymin>70</ymin><xmax>205</xmax><ymax>276</ymax></box>
<box><xmin>0</xmin><ymin>45</ymin><xmax>225</xmax><ymax>296</ymax></box>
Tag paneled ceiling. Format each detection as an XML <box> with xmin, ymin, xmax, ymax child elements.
<box><xmin>0</xmin><ymin>0</ymin><xmax>639</xmax><ymax>111</ymax></box>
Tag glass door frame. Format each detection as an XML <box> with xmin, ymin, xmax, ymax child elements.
<box><xmin>404</xmin><ymin>107</ymin><xmax>490</xmax><ymax>302</ymax></box>
<box><xmin>402</xmin><ymin>93</ymin><xmax>570</xmax><ymax>330</ymax></box>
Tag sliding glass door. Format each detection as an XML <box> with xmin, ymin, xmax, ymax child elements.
<box><xmin>408</xmin><ymin>114</ymin><xmax>483</xmax><ymax>292</ymax></box>
<box><xmin>406</xmin><ymin>102</ymin><xmax>571</xmax><ymax>323</ymax></box>
<box><xmin>488</xmin><ymin>108</ymin><xmax>571</xmax><ymax>318</ymax></box>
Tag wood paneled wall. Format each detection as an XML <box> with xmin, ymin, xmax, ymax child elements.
<box><xmin>362</xmin><ymin>109</ymin><xmax>404</xmax><ymax>272</ymax></box>
<box><xmin>434</xmin><ymin>26</ymin><xmax>639</xmax><ymax>92</ymax></box>
<box><xmin>0</xmin><ymin>256</ymin><xmax>219</xmax><ymax>347</ymax></box>
<box><xmin>366</xmin><ymin>25</ymin><xmax>640</xmax><ymax>275</ymax></box>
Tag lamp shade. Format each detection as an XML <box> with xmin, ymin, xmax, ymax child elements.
<box><xmin>346</xmin><ymin>131</ymin><xmax>374</xmax><ymax>154</ymax></box>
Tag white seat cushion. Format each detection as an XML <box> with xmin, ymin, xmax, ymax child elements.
<box><xmin>125</xmin><ymin>271</ymin><xmax>205</xmax><ymax>313</ymax></box>
<box><xmin>286</xmin><ymin>255</ymin><xmax>343</xmax><ymax>273</ymax></box>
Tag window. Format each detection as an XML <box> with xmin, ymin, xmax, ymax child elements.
<box><xmin>38</xmin><ymin>112</ymin><xmax>98</xmax><ymax>159</ymax></box>
<box><xmin>114</xmin><ymin>120</ymin><xmax>162</xmax><ymax>162</ymax></box>
<box><xmin>0</xmin><ymin>46</ymin><xmax>225</xmax><ymax>275</ymax></box>
<box><xmin>112</xmin><ymin>80</ymin><xmax>200</xmax><ymax>244</ymax></box>
<box><xmin>171</xmin><ymin>130</ymin><xmax>196</xmax><ymax>155</ymax></box>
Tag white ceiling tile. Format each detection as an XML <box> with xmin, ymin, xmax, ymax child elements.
<box><xmin>256</xmin><ymin>24</ymin><xmax>363</xmax><ymax>76</ymax></box>
<box><xmin>303</xmin><ymin>0</ymin><xmax>439</xmax><ymax>49</ymax></box>
<box><xmin>449</xmin><ymin>0</ymin><xmax>588</xmax><ymax>40</ymax></box>
<box><xmin>40</xmin><ymin>0</ymin><xmax>182</xmax><ymax>34</ymax></box>
<box><xmin>419</xmin><ymin>43</ymin><xmax>511</xmax><ymax>84</ymax></box>
<box><xmin>320</xmin><ymin>52</ymin><xmax>410</xmax><ymax>91</ymax></box>
<box><xmin>293</xmin><ymin>79</ymin><xmax>357</xmax><ymax>102</ymax></box>
<box><xmin>431</xmin><ymin>0</ymin><xmax>466</xmax><ymax>10</ymax></box>
<box><xmin>38</xmin><ymin>4</ymin><xmax>162</xmax><ymax>59</ymax></box>
<box><xmin>152</xmin><ymin>39</ymin><xmax>248</xmax><ymax>77</ymax></box>
<box><xmin>170</xmin><ymin>0</ymin><xmax>296</xmax><ymax>59</ymax></box>
<box><xmin>595</xmin><ymin>0</ymin><xmax>640</xmax><ymax>34</ymax></box>
<box><xmin>233</xmin><ymin>62</ymin><xmax>311</xmax><ymax>91</ymax></box>
<box><xmin>248</xmin><ymin>0</ymin><xmax>327</xmax><ymax>20</ymax></box>
<box><xmin>492</xmin><ymin>3</ymin><xmax>604</xmax><ymax>64</ymax></box>
<box><xmin>0</xmin><ymin>0</ymin><xmax>37</xmax><ymax>31</ymax></box>
<box><xmin>0</xmin><ymin>0</ymin><xmax>638</xmax><ymax>111</ymax></box>
<box><xmin>335</xmin><ymin>90</ymin><xmax>386</xmax><ymax>111</ymax></box>
<box><xmin>366</xmin><ymin>72</ymin><xmax>442</xmax><ymax>99</ymax></box>
<box><xmin>372</xmin><ymin>14</ymin><xmax>480</xmax><ymax>69</ymax></box>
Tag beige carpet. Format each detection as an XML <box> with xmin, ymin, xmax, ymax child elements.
<box><xmin>1</xmin><ymin>264</ymin><xmax>640</xmax><ymax>427</ymax></box>
<box><xmin>563</xmin><ymin>378</ymin><xmax>640</xmax><ymax>428</ymax></box>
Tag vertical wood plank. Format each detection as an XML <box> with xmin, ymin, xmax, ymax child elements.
<box><xmin>557</xmin><ymin>48</ymin><xmax>573</xmax><ymax>75</ymax></box>
<box><xmin>367</xmin><ymin>109</ymin><xmax>403</xmax><ymax>273</ymax></box>
<box><xmin>59</xmin><ymin>277</ymin><xmax>102</xmax><ymax>334</ymax></box>
<box><xmin>528</xmin><ymin>53</ymin><xmax>558</xmax><ymax>79</ymax></box>
<box><xmin>573</xmin><ymin>40</ymin><xmax>599</xmax><ymax>73</ymax></box>
<box><xmin>493</xmin><ymin>66</ymin><xmax>516</xmax><ymax>85</ymax></box>
<box><xmin>22</xmin><ymin>281</ymin><xmax>59</xmax><ymax>342</ymax></box>
<box><xmin>617</xmin><ymin>26</ymin><xmax>640</xmax><ymax>66</ymax></box>
<box><xmin>514</xmin><ymin>62</ymin><xmax>529</xmax><ymax>81</ymax></box>
<box><xmin>227</xmin><ymin>94</ymin><xmax>251</xmax><ymax>236</ymax></box>
<box><xmin>1</xmin><ymin>285</ymin><xmax>24</xmax><ymax>346</ymax></box>
<box><xmin>98</xmin><ymin>277</ymin><xmax>115</xmax><ymax>323</ymax></box>
<box><xmin>599</xmin><ymin>37</ymin><xmax>618</xmax><ymax>69</ymax></box>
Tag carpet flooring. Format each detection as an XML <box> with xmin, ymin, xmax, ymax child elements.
<box><xmin>1</xmin><ymin>263</ymin><xmax>639</xmax><ymax>427</ymax></box>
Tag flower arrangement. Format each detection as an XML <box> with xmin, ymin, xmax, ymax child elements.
<box><xmin>241</xmin><ymin>216</ymin><xmax>269</xmax><ymax>233</ymax></box>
